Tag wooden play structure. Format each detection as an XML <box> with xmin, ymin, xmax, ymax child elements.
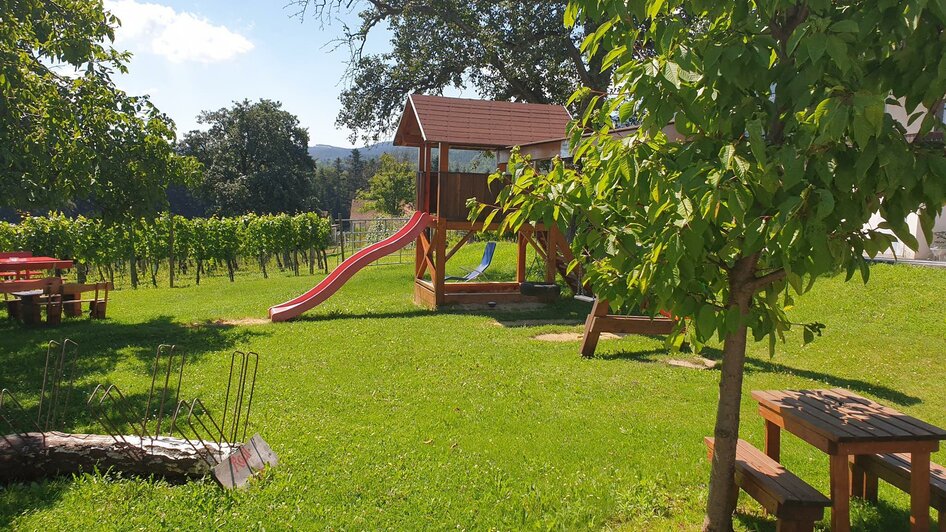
<box><xmin>271</xmin><ymin>94</ymin><xmax>681</xmax><ymax>351</ymax></box>
<box><xmin>393</xmin><ymin>94</ymin><xmax>581</xmax><ymax>308</ymax></box>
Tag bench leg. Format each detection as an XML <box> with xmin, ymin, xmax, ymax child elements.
<box><xmin>849</xmin><ymin>456</ymin><xmax>878</xmax><ymax>501</ymax></box>
<box><xmin>46</xmin><ymin>301</ymin><xmax>62</xmax><ymax>326</ymax></box>
<box><xmin>63</xmin><ymin>294</ymin><xmax>82</xmax><ymax>317</ymax></box>
<box><xmin>91</xmin><ymin>301</ymin><xmax>106</xmax><ymax>319</ymax></box>
<box><xmin>6</xmin><ymin>300</ymin><xmax>20</xmax><ymax>320</ymax></box>
<box><xmin>776</xmin><ymin>519</ymin><xmax>815</xmax><ymax>532</ymax></box>
<box><xmin>830</xmin><ymin>453</ymin><xmax>852</xmax><ymax>532</ymax></box>
<box><xmin>764</xmin><ymin>420</ymin><xmax>781</xmax><ymax>462</ymax></box>
<box><xmin>939</xmin><ymin>509</ymin><xmax>945</xmax><ymax>532</ymax></box>
<box><xmin>910</xmin><ymin>451</ymin><xmax>931</xmax><ymax>531</ymax></box>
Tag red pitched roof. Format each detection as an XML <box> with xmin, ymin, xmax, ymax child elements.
<box><xmin>393</xmin><ymin>94</ymin><xmax>571</xmax><ymax>149</ymax></box>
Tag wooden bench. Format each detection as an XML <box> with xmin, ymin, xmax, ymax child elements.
<box><xmin>61</xmin><ymin>281</ymin><xmax>110</xmax><ymax>319</ymax></box>
<box><xmin>852</xmin><ymin>453</ymin><xmax>946</xmax><ymax>531</ymax></box>
<box><xmin>704</xmin><ymin>437</ymin><xmax>831</xmax><ymax>532</ymax></box>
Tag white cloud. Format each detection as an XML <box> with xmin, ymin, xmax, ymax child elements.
<box><xmin>104</xmin><ymin>0</ymin><xmax>254</xmax><ymax>64</ymax></box>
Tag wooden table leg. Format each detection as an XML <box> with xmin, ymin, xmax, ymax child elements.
<box><xmin>764</xmin><ymin>419</ymin><xmax>781</xmax><ymax>461</ymax></box>
<box><xmin>21</xmin><ymin>295</ymin><xmax>40</xmax><ymax>326</ymax></box>
<box><xmin>911</xmin><ymin>451</ymin><xmax>931</xmax><ymax>531</ymax></box>
<box><xmin>830</xmin><ymin>453</ymin><xmax>852</xmax><ymax>532</ymax></box>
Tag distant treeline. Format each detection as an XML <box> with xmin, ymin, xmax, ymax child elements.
<box><xmin>0</xmin><ymin>212</ymin><xmax>331</xmax><ymax>289</ymax></box>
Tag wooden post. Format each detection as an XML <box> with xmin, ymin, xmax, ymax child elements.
<box><xmin>168</xmin><ymin>213</ymin><xmax>175</xmax><ymax>289</ymax></box>
<box><xmin>516</xmin><ymin>230</ymin><xmax>527</xmax><ymax>283</ymax></box>
<box><xmin>580</xmin><ymin>298</ymin><xmax>609</xmax><ymax>357</ymax></box>
<box><xmin>434</xmin><ymin>219</ymin><xmax>446</xmax><ymax>306</ymax></box>
<box><xmin>764</xmin><ymin>420</ymin><xmax>781</xmax><ymax>462</ymax></box>
<box><xmin>830</xmin><ymin>453</ymin><xmax>852</xmax><ymax>532</ymax></box>
<box><xmin>544</xmin><ymin>230</ymin><xmax>556</xmax><ymax>283</ymax></box>
<box><xmin>910</xmin><ymin>451</ymin><xmax>932</xmax><ymax>531</ymax></box>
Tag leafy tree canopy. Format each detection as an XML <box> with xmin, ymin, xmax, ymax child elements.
<box><xmin>180</xmin><ymin>99</ymin><xmax>316</xmax><ymax>216</ymax></box>
<box><xmin>0</xmin><ymin>0</ymin><xmax>200</xmax><ymax>219</ymax></box>
<box><xmin>290</xmin><ymin>0</ymin><xmax>613</xmax><ymax>142</ymax></box>
<box><xmin>487</xmin><ymin>1</ymin><xmax>946</xmax><ymax>529</ymax></box>
<box><xmin>358</xmin><ymin>152</ymin><xmax>415</xmax><ymax>216</ymax></box>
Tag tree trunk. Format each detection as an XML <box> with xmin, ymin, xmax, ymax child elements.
<box><xmin>0</xmin><ymin>432</ymin><xmax>234</xmax><ymax>483</ymax></box>
<box><xmin>703</xmin><ymin>256</ymin><xmax>757</xmax><ymax>532</ymax></box>
<box><xmin>260</xmin><ymin>255</ymin><xmax>268</xmax><ymax>279</ymax></box>
<box><xmin>196</xmin><ymin>260</ymin><xmax>202</xmax><ymax>286</ymax></box>
<box><xmin>226</xmin><ymin>259</ymin><xmax>235</xmax><ymax>282</ymax></box>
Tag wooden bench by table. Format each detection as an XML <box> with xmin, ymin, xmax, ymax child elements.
<box><xmin>852</xmin><ymin>453</ymin><xmax>946</xmax><ymax>531</ymax></box>
<box><xmin>704</xmin><ymin>437</ymin><xmax>831</xmax><ymax>531</ymax></box>
<box><xmin>61</xmin><ymin>282</ymin><xmax>110</xmax><ymax>319</ymax></box>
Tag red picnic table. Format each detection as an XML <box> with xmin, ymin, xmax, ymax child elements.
<box><xmin>0</xmin><ymin>256</ymin><xmax>73</xmax><ymax>325</ymax></box>
<box><xmin>0</xmin><ymin>256</ymin><xmax>74</xmax><ymax>278</ymax></box>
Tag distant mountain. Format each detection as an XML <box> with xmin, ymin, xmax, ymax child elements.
<box><xmin>307</xmin><ymin>141</ymin><xmax>415</xmax><ymax>164</ymax></box>
<box><xmin>308</xmin><ymin>141</ymin><xmax>496</xmax><ymax>172</ymax></box>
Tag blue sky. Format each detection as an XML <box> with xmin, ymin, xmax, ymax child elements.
<box><xmin>102</xmin><ymin>0</ymin><xmax>394</xmax><ymax>148</ymax></box>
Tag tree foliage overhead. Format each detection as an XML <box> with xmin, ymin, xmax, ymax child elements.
<box><xmin>179</xmin><ymin>99</ymin><xmax>316</xmax><ymax>216</ymax></box>
<box><xmin>290</xmin><ymin>0</ymin><xmax>612</xmax><ymax>142</ymax></box>
<box><xmin>485</xmin><ymin>1</ymin><xmax>946</xmax><ymax>529</ymax></box>
<box><xmin>0</xmin><ymin>0</ymin><xmax>200</xmax><ymax>218</ymax></box>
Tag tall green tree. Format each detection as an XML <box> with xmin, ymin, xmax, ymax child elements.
<box><xmin>0</xmin><ymin>0</ymin><xmax>199</xmax><ymax>217</ymax></box>
<box><xmin>180</xmin><ymin>99</ymin><xmax>315</xmax><ymax>216</ymax></box>
<box><xmin>485</xmin><ymin>1</ymin><xmax>946</xmax><ymax>529</ymax></box>
<box><xmin>289</xmin><ymin>0</ymin><xmax>613</xmax><ymax>142</ymax></box>
<box><xmin>359</xmin><ymin>153</ymin><xmax>415</xmax><ymax>216</ymax></box>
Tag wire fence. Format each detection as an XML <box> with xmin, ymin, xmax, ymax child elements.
<box><xmin>326</xmin><ymin>218</ymin><xmax>414</xmax><ymax>269</ymax></box>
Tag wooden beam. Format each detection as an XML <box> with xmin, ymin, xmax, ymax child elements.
<box><xmin>580</xmin><ymin>298</ymin><xmax>677</xmax><ymax>357</ymax></box>
<box><xmin>544</xmin><ymin>230</ymin><xmax>556</xmax><ymax>283</ymax></box>
<box><xmin>433</xmin><ymin>219</ymin><xmax>447</xmax><ymax>306</ymax></box>
<box><xmin>516</xmin><ymin>232</ymin><xmax>527</xmax><ymax>283</ymax></box>
<box><xmin>444</xmin><ymin>230</ymin><xmax>474</xmax><ymax>263</ymax></box>
<box><xmin>443</xmin><ymin>282</ymin><xmax>522</xmax><ymax>293</ymax></box>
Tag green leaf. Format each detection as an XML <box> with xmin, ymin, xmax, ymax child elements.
<box><xmin>696</xmin><ymin>304</ymin><xmax>717</xmax><ymax>341</ymax></box>
<box><xmin>826</xmin><ymin>36</ymin><xmax>850</xmax><ymax>73</ymax></box>
<box><xmin>647</xmin><ymin>0</ymin><xmax>666</xmax><ymax>19</ymax></box>
<box><xmin>719</xmin><ymin>144</ymin><xmax>735</xmax><ymax>169</ymax></box>
<box><xmin>662</xmin><ymin>61</ymin><xmax>681</xmax><ymax>88</ymax></box>
<box><xmin>747</xmin><ymin>119</ymin><xmax>767</xmax><ymax>166</ymax></box>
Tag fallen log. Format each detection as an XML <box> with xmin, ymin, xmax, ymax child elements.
<box><xmin>0</xmin><ymin>432</ymin><xmax>235</xmax><ymax>483</ymax></box>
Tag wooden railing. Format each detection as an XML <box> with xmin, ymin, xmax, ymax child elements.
<box><xmin>419</xmin><ymin>171</ymin><xmax>503</xmax><ymax>221</ymax></box>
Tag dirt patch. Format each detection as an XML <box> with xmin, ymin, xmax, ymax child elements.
<box><xmin>667</xmin><ymin>357</ymin><xmax>718</xmax><ymax>370</ymax></box>
<box><xmin>494</xmin><ymin>319</ymin><xmax>584</xmax><ymax>328</ymax></box>
<box><xmin>190</xmin><ymin>317</ymin><xmax>270</xmax><ymax>328</ymax></box>
<box><xmin>532</xmin><ymin>332</ymin><xmax>626</xmax><ymax>342</ymax></box>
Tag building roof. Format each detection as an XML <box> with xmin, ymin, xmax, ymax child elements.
<box><xmin>393</xmin><ymin>94</ymin><xmax>571</xmax><ymax>149</ymax></box>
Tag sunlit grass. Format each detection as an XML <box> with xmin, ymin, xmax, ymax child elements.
<box><xmin>0</xmin><ymin>243</ymin><xmax>943</xmax><ymax>530</ymax></box>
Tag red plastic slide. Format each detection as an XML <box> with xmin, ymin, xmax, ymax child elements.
<box><xmin>268</xmin><ymin>211</ymin><xmax>433</xmax><ymax>322</ymax></box>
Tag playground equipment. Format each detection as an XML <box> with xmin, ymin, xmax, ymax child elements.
<box><xmin>269</xmin><ymin>95</ymin><xmax>583</xmax><ymax>321</ymax></box>
<box><xmin>446</xmin><ymin>241</ymin><xmax>496</xmax><ymax>281</ymax></box>
<box><xmin>269</xmin><ymin>211</ymin><xmax>432</xmax><ymax>321</ymax></box>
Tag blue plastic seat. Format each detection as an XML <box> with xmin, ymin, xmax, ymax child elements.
<box><xmin>446</xmin><ymin>242</ymin><xmax>496</xmax><ymax>281</ymax></box>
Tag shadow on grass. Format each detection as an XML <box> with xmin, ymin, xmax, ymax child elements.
<box><xmin>733</xmin><ymin>496</ymin><xmax>914</xmax><ymax>531</ymax></box>
<box><xmin>693</xmin><ymin>347</ymin><xmax>920</xmax><ymax>407</ymax></box>
<box><xmin>0</xmin><ymin>316</ymin><xmax>263</xmax><ymax>525</ymax></box>
<box><xmin>0</xmin><ymin>315</ymin><xmax>268</xmax><ymax>424</ymax></box>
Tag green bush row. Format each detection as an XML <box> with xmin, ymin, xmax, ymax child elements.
<box><xmin>0</xmin><ymin>212</ymin><xmax>332</xmax><ymax>286</ymax></box>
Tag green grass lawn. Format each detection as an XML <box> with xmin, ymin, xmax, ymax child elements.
<box><xmin>0</xmin><ymin>242</ymin><xmax>944</xmax><ymax>530</ymax></box>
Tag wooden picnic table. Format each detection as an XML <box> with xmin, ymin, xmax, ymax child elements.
<box><xmin>753</xmin><ymin>388</ymin><xmax>946</xmax><ymax>531</ymax></box>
